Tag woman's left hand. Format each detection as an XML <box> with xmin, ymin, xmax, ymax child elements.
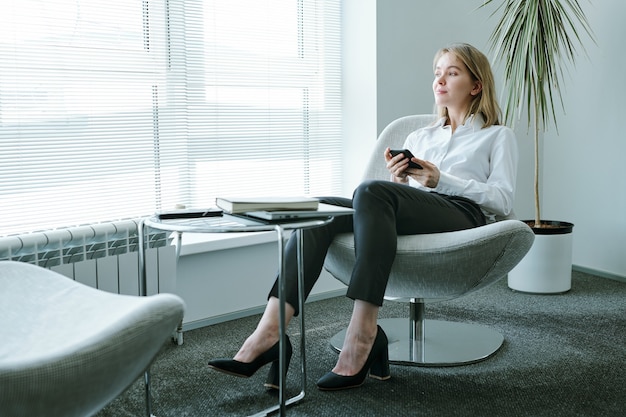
<box><xmin>407</xmin><ymin>159</ymin><xmax>440</xmax><ymax>188</ymax></box>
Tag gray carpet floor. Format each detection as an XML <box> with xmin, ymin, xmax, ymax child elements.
<box><xmin>96</xmin><ymin>270</ymin><xmax>625</xmax><ymax>416</ymax></box>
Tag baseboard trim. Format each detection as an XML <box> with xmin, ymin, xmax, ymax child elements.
<box><xmin>573</xmin><ymin>264</ymin><xmax>626</xmax><ymax>283</ymax></box>
<box><xmin>182</xmin><ymin>288</ymin><xmax>347</xmax><ymax>331</ymax></box>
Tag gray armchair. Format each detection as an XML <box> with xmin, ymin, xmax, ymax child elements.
<box><xmin>0</xmin><ymin>261</ymin><xmax>185</xmax><ymax>417</ymax></box>
<box><xmin>323</xmin><ymin>115</ymin><xmax>534</xmax><ymax>365</ymax></box>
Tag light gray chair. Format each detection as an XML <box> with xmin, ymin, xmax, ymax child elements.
<box><xmin>323</xmin><ymin>115</ymin><xmax>534</xmax><ymax>366</ymax></box>
<box><xmin>0</xmin><ymin>261</ymin><xmax>185</xmax><ymax>417</ymax></box>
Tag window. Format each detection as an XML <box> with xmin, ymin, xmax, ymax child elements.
<box><xmin>0</xmin><ymin>0</ymin><xmax>342</xmax><ymax>236</ymax></box>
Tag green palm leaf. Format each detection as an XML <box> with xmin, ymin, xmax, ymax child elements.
<box><xmin>480</xmin><ymin>0</ymin><xmax>594</xmax><ymax>226</ymax></box>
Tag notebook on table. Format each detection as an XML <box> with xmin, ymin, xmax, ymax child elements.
<box><xmin>241</xmin><ymin>203</ymin><xmax>354</xmax><ymax>221</ymax></box>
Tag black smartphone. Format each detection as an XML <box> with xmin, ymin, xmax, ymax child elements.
<box><xmin>389</xmin><ymin>149</ymin><xmax>423</xmax><ymax>169</ymax></box>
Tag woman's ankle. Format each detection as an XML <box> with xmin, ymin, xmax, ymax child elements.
<box><xmin>332</xmin><ymin>332</ymin><xmax>376</xmax><ymax>375</ymax></box>
<box><xmin>234</xmin><ymin>330</ymin><xmax>279</xmax><ymax>362</ymax></box>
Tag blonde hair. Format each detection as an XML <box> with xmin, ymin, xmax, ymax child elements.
<box><xmin>433</xmin><ymin>43</ymin><xmax>501</xmax><ymax>128</ymax></box>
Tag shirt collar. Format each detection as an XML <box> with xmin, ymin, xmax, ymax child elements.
<box><xmin>433</xmin><ymin>114</ymin><xmax>485</xmax><ymax>132</ymax></box>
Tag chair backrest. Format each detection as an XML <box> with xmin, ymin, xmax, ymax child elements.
<box><xmin>362</xmin><ymin>114</ymin><xmax>516</xmax><ymax>221</ymax></box>
<box><xmin>362</xmin><ymin>114</ymin><xmax>437</xmax><ymax>181</ymax></box>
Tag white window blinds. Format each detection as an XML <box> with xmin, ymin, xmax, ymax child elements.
<box><xmin>0</xmin><ymin>0</ymin><xmax>342</xmax><ymax>236</ymax></box>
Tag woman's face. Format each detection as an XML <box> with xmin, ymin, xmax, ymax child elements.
<box><xmin>433</xmin><ymin>52</ymin><xmax>481</xmax><ymax>113</ymax></box>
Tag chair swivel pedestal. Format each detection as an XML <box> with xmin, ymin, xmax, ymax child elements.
<box><xmin>330</xmin><ymin>298</ymin><xmax>504</xmax><ymax>366</ymax></box>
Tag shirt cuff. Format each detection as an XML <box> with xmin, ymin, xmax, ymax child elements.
<box><xmin>433</xmin><ymin>171</ymin><xmax>466</xmax><ymax>195</ymax></box>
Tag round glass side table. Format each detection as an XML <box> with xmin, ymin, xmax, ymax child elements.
<box><xmin>138</xmin><ymin>213</ymin><xmax>334</xmax><ymax>417</ymax></box>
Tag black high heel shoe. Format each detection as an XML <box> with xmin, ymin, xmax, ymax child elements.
<box><xmin>316</xmin><ymin>325</ymin><xmax>390</xmax><ymax>391</ymax></box>
<box><xmin>208</xmin><ymin>336</ymin><xmax>293</xmax><ymax>390</ymax></box>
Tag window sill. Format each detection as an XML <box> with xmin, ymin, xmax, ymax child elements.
<box><xmin>177</xmin><ymin>231</ymin><xmax>280</xmax><ymax>257</ymax></box>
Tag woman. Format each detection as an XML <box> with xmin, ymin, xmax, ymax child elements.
<box><xmin>208</xmin><ymin>43</ymin><xmax>518</xmax><ymax>391</ymax></box>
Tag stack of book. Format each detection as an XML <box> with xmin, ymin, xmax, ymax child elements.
<box><xmin>215</xmin><ymin>196</ymin><xmax>319</xmax><ymax>214</ymax></box>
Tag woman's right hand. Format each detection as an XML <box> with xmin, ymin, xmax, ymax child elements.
<box><xmin>384</xmin><ymin>147</ymin><xmax>410</xmax><ymax>183</ymax></box>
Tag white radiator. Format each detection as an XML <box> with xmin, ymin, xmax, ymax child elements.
<box><xmin>0</xmin><ymin>220</ymin><xmax>177</xmax><ymax>296</ymax></box>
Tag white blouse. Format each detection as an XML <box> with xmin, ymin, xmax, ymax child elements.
<box><xmin>402</xmin><ymin>115</ymin><xmax>518</xmax><ymax>222</ymax></box>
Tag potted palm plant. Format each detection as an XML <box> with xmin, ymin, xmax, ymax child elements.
<box><xmin>481</xmin><ymin>0</ymin><xmax>595</xmax><ymax>293</ymax></box>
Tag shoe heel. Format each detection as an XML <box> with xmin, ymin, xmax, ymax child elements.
<box><xmin>264</xmin><ymin>339</ymin><xmax>293</xmax><ymax>389</ymax></box>
<box><xmin>264</xmin><ymin>360</ymin><xmax>280</xmax><ymax>389</ymax></box>
<box><xmin>369</xmin><ymin>346</ymin><xmax>390</xmax><ymax>380</ymax></box>
<box><xmin>369</xmin><ymin>325</ymin><xmax>391</xmax><ymax>381</ymax></box>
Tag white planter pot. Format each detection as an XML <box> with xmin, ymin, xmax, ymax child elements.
<box><xmin>508</xmin><ymin>221</ymin><xmax>574</xmax><ymax>294</ymax></box>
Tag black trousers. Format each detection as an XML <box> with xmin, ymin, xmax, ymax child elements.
<box><xmin>268</xmin><ymin>179</ymin><xmax>486</xmax><ymax>315</ymax></box>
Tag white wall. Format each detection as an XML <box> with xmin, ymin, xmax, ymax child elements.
<box><xmin>176</xmin><ymin>233</ymin><xmax>346</xmax><ymax>329</ymax></box>
<box><xmin>542</xmin><ymin>2</ymin><xmax>626</xmax><ymax>278</ymax></box>
<box><xmin>375</xmin><ymin>0</ymin><xmax>490</xmax><ymax>130</ymax></box>
<box><xmin>340</xmin><ymin>0</ymin><xmax>378</xmax><ymax>196</ymax></box>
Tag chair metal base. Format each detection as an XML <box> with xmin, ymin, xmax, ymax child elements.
<box><xmin>330</xmin><ymin>317</ymin><xmax>504</xmax><ymax>367</ymax></box>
